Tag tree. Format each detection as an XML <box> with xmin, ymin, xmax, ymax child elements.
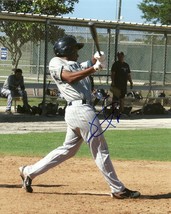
<box><xmin>0</xmin><ymin>0</ymin><xmax>79</xmax><ymax>67</ymax></box>
<box><xmin>138</xmin><ymin>0</ymin><xmax>171</xmax><ymax>25</ymax></box>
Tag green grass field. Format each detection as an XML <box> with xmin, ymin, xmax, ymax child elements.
<box><xmin>0</xmin><ymin>129</ymin><xmax>170</xmax><ymax>161</ymax></box>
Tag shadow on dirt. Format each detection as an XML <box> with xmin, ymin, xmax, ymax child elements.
<box><xmin>140</xmin><ymin>192</ymin><xmax>171</xmax><ymax>199</ymax></box>
<box><xmin>0</xmin><ymin>183</ymin><xmax>170</xmax><ymax>199</ymax></box>
<box><xmin>0</xmin><ymin>183</ymin><xmax>66</xmax><ymax>189</ymax></box>
<box><xmin>0</xmin><ymin>112</ymin><xmax>65</xmax><ymax>123</ymax></box>
<box><xmin>30</xmin><ymin>191</ymin><xmax>171</xmax><ymax>199</ymax></box>
<box><xmin>0</xmin><ymin>110</ymin><xmax>171</xmax><ymax>123</ymax></box>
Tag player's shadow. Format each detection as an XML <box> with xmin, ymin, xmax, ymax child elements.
<box><xmin>0</xmin><ymin>184</ymin><xmax>21</xmax><ymax>188</ymax></box>
<box><xmin>34</xmin><ymin>184</ymin><xmax>67</xmax><ymax>188</ymax></box>
<box><xmin>0</xmin><ymin>184</ymin><xmax>65</xmax><ymax>189</ymax></box>
<box><xmin>1</xmin><ymin>184</ymin><xmax>170</xmax><ymax>200</ymax></box>
<box><xmin>140</xmin><ymin>193</ymin><xmax>171</xmax><ymax>199</ymax></box>
<box><xmin>36</xmin><ymin>191</ymin><xmax>109</xmax><ymax>197</ymax></box>
<box><xmin>37</xmin><ymin>191</ymin><xmax>171</xmax><ymax>199</ymax></box>
<box><xmin>0</xmin><ymin>112</ymin><xmax>65</xmax><ymax>123</ymax></box>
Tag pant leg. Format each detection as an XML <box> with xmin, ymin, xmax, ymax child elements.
<box><xmin>1</xmin><ymin>88</ymin><xmax>12</xmax><ymax>111</ymax></box>
<box><xmin>120</xmin><ymin>98</ymin><xmax>125</xmax><ymax>113</ymax></box>
<box><xmin>18</xmin><ymin>90</ymin><xmax>29</xmax><ymax>107</ymax></box>
<box><xmin>25</xmin><ymin>127</ymin><xmax>83</xmax><ymax>179</ymax></box>
<box><xmin>65</xmin><ymin>104</ymin><xmax>125</xmax><ymax>194</ymax></box>
<box><xmin>89</xmin><ymin>134</ymin><xmax>125</xmax><ymax>193</ymax></box>
<box><xmin>86</xmin><ymin>112</ymin><xmax>125</xmax><ymax>193</ymax></box>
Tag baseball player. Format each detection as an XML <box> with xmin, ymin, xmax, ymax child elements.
<box><xmin>1</xmin><ymin>68</ymin><xmax>30</xmax><ymax>114</ymax></box>
<box><xmin>19</xmin><ymin>35</ymin><xmax>140</xmax><ymax>199</ymax></box>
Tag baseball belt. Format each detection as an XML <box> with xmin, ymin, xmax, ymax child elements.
<box><xmin>68</xmin><ymin>99</ymin><xmax>88</xmax><ymax>106</ymax></box>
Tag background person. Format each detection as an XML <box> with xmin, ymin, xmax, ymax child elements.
<box><xmin>111</xmin><ymin>52</ymin><xmax>133</xmax><ymax>113</ymax></box>
<box><xmin>1</xmin><ymin>68</ymin><xmax>30</xmax><ymax>114</ymax></box>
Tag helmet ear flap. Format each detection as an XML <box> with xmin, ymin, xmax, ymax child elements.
<box><xmin>60</xmin><ymin>45</ymin><xmax>71</xmax><ymax>56</ymax></box>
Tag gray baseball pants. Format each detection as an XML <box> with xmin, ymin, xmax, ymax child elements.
<box><xmin>23</xmin><ymin>103</ymin><xmax>125</xmax><ymax>193</ymax></box>
<box><xmin>1</xmin><ymin>88</ymin><xmax>28</xmax><ymax>111</ymax></box>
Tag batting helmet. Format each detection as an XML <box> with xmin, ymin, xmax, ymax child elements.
<box><xmin>53</xmin><ymin>35</ymin><xmax>84</xmax><ymax>57</ymax></box>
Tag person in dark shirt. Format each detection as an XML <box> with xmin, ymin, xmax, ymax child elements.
<box><xmin>1</xmin><ymin>68</ymin><xmax>30</xmax><ymax>114</ymax></box>
<box><xmin>111</xmin><ymin>52</ymin><xmax>133</xmax><ymax>113</ymax></box>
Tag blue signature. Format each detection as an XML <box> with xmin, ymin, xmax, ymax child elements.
<box><xmin>88</xmin><ymin>102</ymin><xmax>121</xmax><ymax>142</ymax></box>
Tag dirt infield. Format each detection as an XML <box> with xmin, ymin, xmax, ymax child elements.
<box><xmin>0</xmin><ymin>112</ymin><xmax>171</xmax><ymax>213</ymax></box>
<box><xmin>0</xmin><ymin>156</ymin><xmax>170</xmax><ymax>214</ymax></box>
<box><xmin>1</xmin><ymin>112</ymin><xmax>171</xmax><ymax>133</ymax></box>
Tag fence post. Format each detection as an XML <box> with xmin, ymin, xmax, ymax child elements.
<box><xmin>163</xmin><ymin>33</ymin><xmax>168</xmax><ymax>86</ymax></box>
<box><xmin>42</xmin><ymin>18</ymin><xmax>49</xmax><ymax>115</ymax></box>
<box><xmin>107</xmin><ymin>28</ymin><xmax>111</xmax><ymax>84</ymax></box>
<box><xmin>114</xmin><ymin>25</ymin><xmax>119</xmax><ymax>62</ymax></box>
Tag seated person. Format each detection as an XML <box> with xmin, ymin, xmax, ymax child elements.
<box><xmin>1</xmin><ymin>68</ymin><xmax>30</xmax><ymax>114</ymax></box>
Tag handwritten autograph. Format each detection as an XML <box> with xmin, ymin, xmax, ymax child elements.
<box><xmin>88</xmin><ymin>102</ymin><xmax>121</xmax><ymax>142</ymax></box>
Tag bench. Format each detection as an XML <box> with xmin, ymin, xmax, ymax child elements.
<box><xmin>0</xmin><ymin>82</ymin><xmax>66</xmax><ymax>113</ymax></box>
<box><xmin>1</xmin><ymin>81</ymin><xmax>171</xmax><ymax>112</ymax></box>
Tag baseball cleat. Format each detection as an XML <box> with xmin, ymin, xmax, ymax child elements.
<box><xmin>19</xmin><ymin>166</ymin><xmax>33</xmax><ymax>193</ymax></box>
<box><xmin>111</xmin><ymin>188</ymin><xmax>140</xmax><ymax>199</ymax></box>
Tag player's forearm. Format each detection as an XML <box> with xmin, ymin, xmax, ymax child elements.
<box><xmin>128</xmin><ymin>78</ymin><xmax>133</xmax><ymax>85</ymax></box>
<box><xmin>128</xmin><ymin>75</ymin><xmax>133</xmax><ymax>89</ymax></box>
<box><xmin>128</xmin><ymin>74</ymin><xmax>133</xmax><ymax>84</ymax></box>
<box><xmin>62</xmin><ymin>67</ymin><xmax>96</xmax><ymax>83</ymax></box>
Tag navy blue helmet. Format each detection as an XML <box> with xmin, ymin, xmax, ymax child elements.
<box><xmin>53</xmin><ymin>35</ymin><xmax>84</xmax><ymax>57</ymax></box>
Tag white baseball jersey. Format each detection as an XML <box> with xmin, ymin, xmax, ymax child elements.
<box><xmin>49</xmin><ymin>57</ymin><xmax>92</xmax><ymax>103</ymax></box>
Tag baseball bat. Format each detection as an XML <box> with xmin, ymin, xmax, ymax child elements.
<box><xmin>88</xmin><ymin>22</ymin><xmax>101</xmax><ymax>56</ymax></box>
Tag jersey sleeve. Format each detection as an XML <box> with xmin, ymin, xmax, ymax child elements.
<box><xmin>49</xmin><ymin>58</ymin><xmax>64</xmax><ymax>81</ymax></box>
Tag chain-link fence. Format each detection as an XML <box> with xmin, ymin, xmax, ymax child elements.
<box><xmin>0</xmin><ymin>13</ymin><xmax>171</xmax><ymax>98</ymax></box>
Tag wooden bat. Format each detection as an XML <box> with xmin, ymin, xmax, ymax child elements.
<box><xmin>88</xmin><ymin>22</ymin><xmax>101</xmax><ymax>56</ymax></box>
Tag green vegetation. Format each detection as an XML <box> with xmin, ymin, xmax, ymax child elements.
<box><xmin>0</xmin><ymin>129</ymin><xmax>170</xmax><ymax>161</ymax></box>
<box><xmin>0</xmin><ymin>0</ymin><xmax>78</xmax><ymax>67</ymax></box>
<box><xmin>138</xmin><ymin>0</ymin><xmax>171</xmax><ymax>25</ymax></box>
<box><xmin>105</xmin><ymin>129</ymin><xmax>171</xmax><ymax>161</ymax></box>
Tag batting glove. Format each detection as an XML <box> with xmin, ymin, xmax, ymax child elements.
<box><xmin>94</xmin><ymin>51</ymin><xmax>105</xmax><ymax>62</ymax></box>
<box><xmin>93</xmin><ymin>60</ymin><xmax>104</xmax><ymax>71</ymax></box>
